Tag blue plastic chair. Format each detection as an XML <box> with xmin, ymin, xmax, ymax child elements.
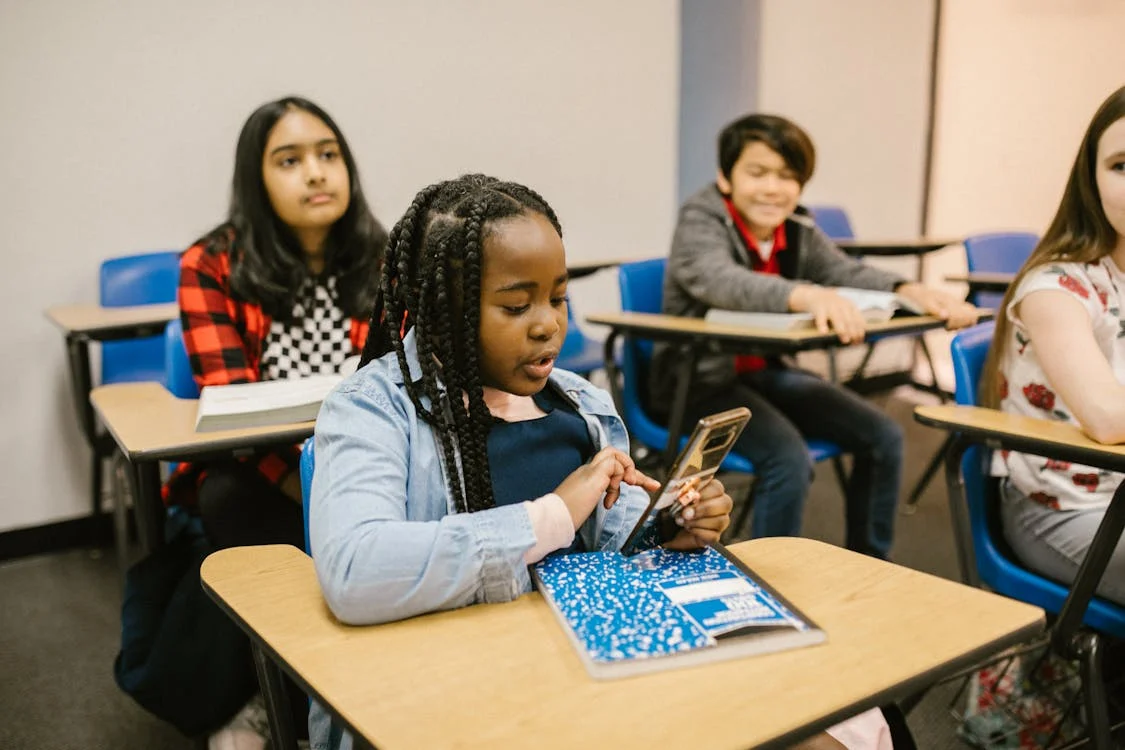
<box><xmin>100</xmin><ymin>251</ymin><xmax>182</xmax><ymax>385</ymax></box>
<box><xmin>162</xmin><ymin>319</ymin><xmax>199</xmax><ymax>399</ymax></box>
<box><xmin>963</xmin><ymin>232</ymin><xmax>1038</xmax><ymax>309</ymax></box>
<box><xmin>617</xmin><ymin>259</ymin><xmax>846</xmax><ymax>535</ymax></box>
<box><xmin>805</xmin><ymin>205</ymin><xmax>856</xmax><ymax>241</ymax></box>
<box><xmin>557</xmin><ymin>302</ymin><xmax>605</xmax><ymax>378</ymax></box>
<box><xmin>950</xmin><ymin>322</ymin><xmax>1125</xmax><ymax>638</ymax></box>
<box><xmin>92</xmin><ymin>251</ymin><xmax>181</xmax><ymax>521</ymax></box>
<box><xmin>300</xmin><ymin>439</ymin><xmax>315</xmax><ymax>555</ymax></box>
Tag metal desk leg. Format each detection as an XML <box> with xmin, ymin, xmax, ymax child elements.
<box><xmin>602</xmin><ymin>331</ymin><xmax>622</xmax><ymax>411</ymax></box>
<box><xmin>903</xmin><ymin>434</ymin><xmax>953</xmax><ymax>514</ymax></box>
<box><xmin>251</xmin><ymin>643</ymin><xmax>299</xmax><ymax>750</ymax></box>
<box><xmin>111</xmin><ymin>454</ymin><xmax>132</xmax><ymax>576</ymax></box>
<box><xmin>1054</xmin><ymin>481</ymin><xmax>1125</xmax><ymax>648</ymax></box>
<box><xmin>64</xmin><ymin>334</ymin><xmax>96</xmax><ymax>447</ymax></box>
<box><xmin>662</xmin><ymin>345</ymin><xmax>698</xmax><ymax>470</ymax></box>
<box><xmin>65</xmin><ymin>333</ymin><xmax>106</xmax><ymax>519</ymax></box>
<box><xmin>902</xmin><ymin>337</ymin><xmax>955</xmax><ymax>513</ymax></box>
<box><xmin>1046</xmin><ymin>480</ymin><xmax>1125</xmax><ymax>750</ymax></box>
<box><xmin>941</xmin><ymin>435</ymin><xmax>978</xmax><ymax>587</ymax></box>
<box><xmin>132</xmin><ymin>460</ymin><xmax>165</xmax><ymax>554</ymax></box>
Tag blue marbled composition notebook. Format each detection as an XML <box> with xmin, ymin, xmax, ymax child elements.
<box><xmin>532</xmin><ymin>545</ymin><xmax>825</xmax><ymax>678</ymax></box>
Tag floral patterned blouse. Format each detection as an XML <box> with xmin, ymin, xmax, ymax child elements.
<box><xmin>993</xmin><ymin>258</ymin><xmax>1125</xmax><ymax>511</ymax></box>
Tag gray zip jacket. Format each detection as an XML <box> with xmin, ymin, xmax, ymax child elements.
<box><xmin>650</xmin><ymin>184</ymin><xmax>906</xmax><ymax>403</ymax></box>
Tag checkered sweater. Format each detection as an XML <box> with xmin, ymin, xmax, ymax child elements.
<box><xmin>163</xmin><ymin>242</ymin><xmax>369</xmax><ymax>507</ymax></box>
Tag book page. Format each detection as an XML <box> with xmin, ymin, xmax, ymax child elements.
<box><xmin>198</xmin><ymin>374</ymin><xmax>342</xmax><ymax>417</ymax></box>
<box><xmin>704</xmin><ymin>309</ymin><xmax>814</xmax><ymax>330</ymax></box>
<box><xmin>834</xmin><ymin>287</ymin><xmax>898</xmax><ymax>311</ymax></box>
<box><xmin>835</xmin><ymin>287</ymin><xmax>924</xmax><ymax>315</ymax></box>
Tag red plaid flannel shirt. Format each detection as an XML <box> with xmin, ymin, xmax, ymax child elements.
<box><xmin>163</xmin><ymin>242</ymin><xmax>370</xmax><ymax>506</ymax></box>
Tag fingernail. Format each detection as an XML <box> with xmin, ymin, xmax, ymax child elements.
<box><xmin>675</xmin><ymin>516</ymin><xmax>685</xmax><ymax>526</ymax></box>
<box><xmin>683</xmin><ymin>508</ymin><xmax>695</xmax><ymax>520</ymax></box>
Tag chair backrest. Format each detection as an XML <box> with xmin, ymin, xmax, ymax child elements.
<box><xmin>617</xmin><ymin>259</ymin><xmax>669</xmax><ymax>452</ymax></box>
<box><xmin>559</xmin><ymin>302</ymin><xmax>584</xmax><ymax>357</ymax></box>
<box><xmin>963</xmin><ymin>232</ymin><xmax>1039</xmax><ymax>309</ymax></box>
<box><xmin>616</xmin><ymin>258</ymin><xmax>755</xmax><ymax>474</ymax></box>
<box><xmin>950</xmin><ymin>322</ymin><xmax>1125</xmax><ymax>636</ymax></box>
<box><xmin>618</xmin><ymin>258</ymin><xmax>666</xmax><ymax>357</ymax></box>
<box><xmin>805</xmin><ymin>205</ymin><xmax>856</xmax><ymax>241</ymax></box>
<box><xmin>557</xmin><ymin>301</ymin><xmax>603</xmax><ymax>376</ymax></box>
<box><xmin>162</xmin><ymin>319</ymin><xmax>200</xmax><ymax>399</ymax></box>
<box><xmin>100</xmin><ymin>251</ymin><xmax>181</xmax><ymax>385</ymax></box>
<box><xmin>300</xmin><ymin>439</ymin><xmax>315</xmax><ymax>554</ymax></box>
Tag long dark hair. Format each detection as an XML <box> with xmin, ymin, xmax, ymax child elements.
<box><xmin>982</xmin><ymin>85</ymin><xmax>1125</xmax><ymax>406</ymax></box>
<box><xmin>360</xmin><ymin>174</ymin><xmax>562</xmax><ymax>514</ymax></box>
<box><xmin>198</xmin><ymin>96</ymin><xmax>387</xmax><ymax>319</ymax></box>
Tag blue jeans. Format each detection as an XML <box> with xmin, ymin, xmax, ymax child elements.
<box><xmin>679</xmin><ymin>368</ymin><xmax>903</xmax><ymax>558</ymax></box>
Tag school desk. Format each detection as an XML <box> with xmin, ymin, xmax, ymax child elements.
<box><xmin>89</xmin><ymin>381</ymin><xmax>314</xmax><ymax>555</ymax></box>
<box><xmin>566</xmin><ymin>257</ymin><xmax>643</xmax><ymax>280</ymax></box>
<box><xmin>200</xmin><ymin>538</ymin><xmax>1044</xmax><ymax>750</ymax></box>
<box><xmin>913</xmin><ymin>404</ymin><xmax>1125</xmax><ymax>747</ymax></box>
<box><xmin>45</xmin><ymin>302</ymin><xmax>179</xmax><ymax>515</ymax></box>
<box><xmin>945</xmin><ymin>272</ymin><xmax>1015</xmax><ymax>296</ymax></box>
<box><xmin>836</xmin><ymin>238</ymin><xmax>960</xmax><ymax>280</ymax></box>
<box><xmin>584</xmin><ymin>311</ymin><xmax>980</xmax><ymax>469</ymax></box>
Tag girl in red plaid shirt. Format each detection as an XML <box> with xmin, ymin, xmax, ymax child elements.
<box><xmin>174</xmin><ymin>97</ymin><xmax>386</xmax><ymax>748</ymax></box>
<box><xmin>172</xmin><ymin>97</ymin><xmax>386</xmax><ymax>553</ymax></box>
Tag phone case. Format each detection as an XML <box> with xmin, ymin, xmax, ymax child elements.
<box><xmin>620</xmin><ymin>407</ymin><xmax>751</xmax><ymax>556</ymax></box>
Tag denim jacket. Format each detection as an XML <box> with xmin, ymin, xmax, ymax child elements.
<box><xmin>308</xmin><ymin>331</ymin><xmax>648</xmax><ymax>750</ymax></box>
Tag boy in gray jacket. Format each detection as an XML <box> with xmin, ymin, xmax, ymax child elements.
<box><xmin>653</xmin><ymin>113</ymin><xmax>978</xmax><ymax>557</ymax></box>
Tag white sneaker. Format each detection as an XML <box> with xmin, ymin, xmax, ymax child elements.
<box><xmin>209</xmin><ymin>694</ymin><xmax>269</xmax><ymax>750</ymax></box>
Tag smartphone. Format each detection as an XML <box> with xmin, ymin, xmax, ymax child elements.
<box><xmin>619</xmin><ymin>407</ymin><xmax>751</xmax><ymax>556</ymax></box>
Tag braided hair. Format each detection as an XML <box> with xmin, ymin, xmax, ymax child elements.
<box><xmin>360</xmin><ymin>175</ymin><xmax>562</xmax><ymax>514</ymax></box>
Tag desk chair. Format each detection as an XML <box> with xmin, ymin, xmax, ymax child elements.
<box><xmin>804</xmin><ymin>205</ymin><xmax>854</xmax><ymax>242</ymax></box>
<box><xmin>93</xmin><ymin>251</ymin><xmax>181</xmax><ymax>518</ymax></box>
<box><xmin>963</xmin><ymin>232</ymin><xmax>1038</xmax><ymax>309</ymax></box>
<box><xmin>557</xmin><ymin>302</ymin><xmax>605</xmax><ymax>378</ymax></box>
<box><xmin>946</xmin><ymin>322</ymin><xmax>1125</xmax><ymax>746</ymax></box>
<box><xmin>163</xmin><ymin>318</ymin><xmax>200</xmax><ymax>399</ymax></box>
<box><xmin>806</xmin><ymin>205</ymin><xmax>856</xmax><ymax>241</ymax></box>
<box><xmin>615</xmin><ymin>259</ymin><xmax>847</xmax><ymax>537</ymax></box>
<box><xmin>300</xmin><ymin>439</ymin><xmax>315</xmax><ymax>555</ymax></box>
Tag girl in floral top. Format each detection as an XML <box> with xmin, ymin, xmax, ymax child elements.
<box><xmin>983</xmin><ymin>84</ymin><xmax>1125</xmax><ymax>605</ymax></box>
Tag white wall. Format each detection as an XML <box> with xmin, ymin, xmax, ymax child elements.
<box><xmin>0</xmin><ymin>0</ymin><xmax>679</xmax><ymax>532</ymax></box>
<box><xmin>928</xmin><ymin>0</ymin><xmax>1125</xmax><ymax>237</ymax></box>
<box><xmin>757</xmin><ymin>0</ymin><xmax>937</xmax><ymax>379</ymax></box>
<box><xmin>758</xmin><ymin>0</ymin><xmax>936</xmax><ymax>241</ymax></box>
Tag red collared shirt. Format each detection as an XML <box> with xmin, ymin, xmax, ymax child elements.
<box><xmin>722</xmin><ymin>197</ymin><xmax>788</xmax><ymax>373</ymax></box>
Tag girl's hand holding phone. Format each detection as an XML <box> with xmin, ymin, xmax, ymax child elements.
<box><xmin>663</xmin><ymin>477</ymin><xmax>733</xmax><ymax>550</ymax></box>
<box><xmin>553</xmin><ymin>447</ymin><xmax>660</xmax><ymax>531</ymax></box>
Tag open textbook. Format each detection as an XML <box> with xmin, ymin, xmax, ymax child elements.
<box><xmin>193</xmin><ymin>356</ymin><xmax>359</xmax><ymax>432</ymax></box>
<box><xmin>705</xmin><ymin>287</ymin><xmax>924</xmax><ymax>331</ymax></box>
<box><xmin>532</xmin><ymin>545</ymin><xmax>825</xmax><ymax>679</ymax></box>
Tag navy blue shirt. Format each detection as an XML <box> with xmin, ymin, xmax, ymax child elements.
<box><xmin>487</xmin><ymin>386</ymin><xmax>594</xmax><ymax>552</ymax></box>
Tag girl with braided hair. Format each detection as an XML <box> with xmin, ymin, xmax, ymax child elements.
<box><xmin>308</xmin><ymin>174</ymin><xmax>898</xmax><ymax>750</ymax></box>
<box><xmin>311</xmin><ymin>173</ymin><xmax>732</xmax><ymax>612</ymax></box>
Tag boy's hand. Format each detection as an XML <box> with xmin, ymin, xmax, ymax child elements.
<box><xmin>554</xmin><ymin>447</ymin><xmax>659</xmax><ymax>531</ymax></box>
<box><xmin>788</xmin><ymin>285</ymin><xmax>867</xmax><ymax>344</ymax></box>
<box><xmin>663</xmin><ymin>477</ymin><xmax>734</xmax><ymax>550</ymax></box>
<box><xmin>896</xmin><ymin>282</ymin><xmax>981</xmax><ymax>329</ymax></box>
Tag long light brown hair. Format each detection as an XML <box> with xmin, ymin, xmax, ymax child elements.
<box><xmin>982</xmin><ymin>85</ymin><xmax>1125</xmax><ymax>407</ymax></box>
